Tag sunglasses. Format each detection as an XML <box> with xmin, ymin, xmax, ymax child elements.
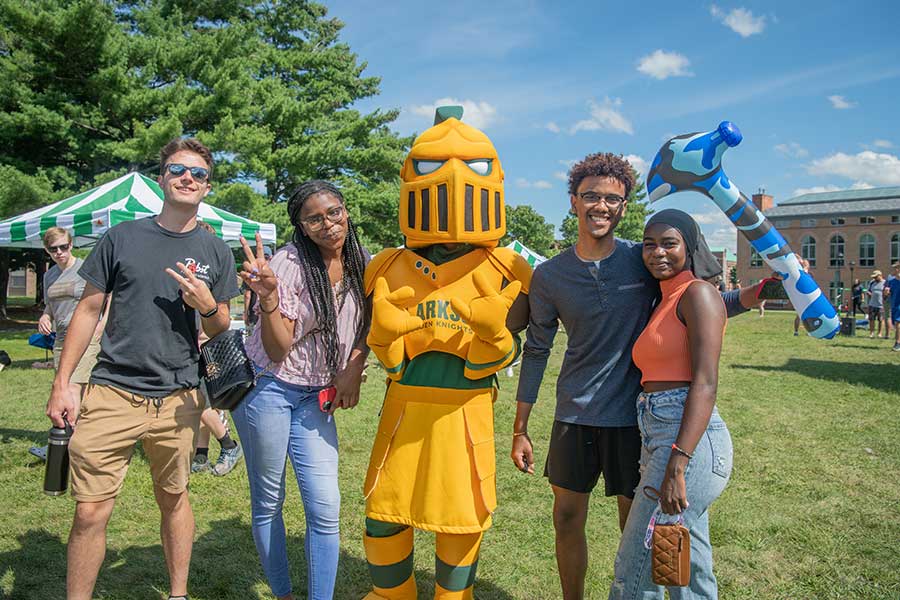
<box><xmin>47</xmin><ymin>243</ymin><xmax>71</xmax><ymax>253</ymax></box>
<box><xmin>165</xmin><ymin>163</ymin><xmax>210</xmax><ymax>182</ymax></box>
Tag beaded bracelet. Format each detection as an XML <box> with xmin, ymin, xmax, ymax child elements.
<box><xmin>671</xmin><ymin>443</ymin><xmax>694</xmax><ymax>460</ymax></box>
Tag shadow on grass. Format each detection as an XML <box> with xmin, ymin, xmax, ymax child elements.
<box><xmin>828</xmin><ymin>342</ymin><xmax>893</xmax><ymax>351</ymax></box>
<box><xmin>0</xmin><ymin>427</ymin><xmax>47</xmax><ymax>447</ymax></box>
<box><xmin>732</xmin><ymin>358</ymin><xmax>900</xmax><ymax>395</ymax></box>
<box><xmin>0</xmin><ymin>518</ymin><xmax>515</xmax><ymax>599</ymax></box>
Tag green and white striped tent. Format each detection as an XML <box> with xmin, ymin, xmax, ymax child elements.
<box><xmin>506</xmin><ymin>239</ymin><xmax>547</xmax><ymax>267</ymax></box>
<box><xmin>0</xmin><ymin>172</ymin><xmax>276</xmax><ymax>248</ymax></box>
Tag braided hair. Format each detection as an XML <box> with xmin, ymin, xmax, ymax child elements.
<box><xmin>287</xmin><ymin>180</ymin><xmax>367</xmax><ymax>380</ymax></box>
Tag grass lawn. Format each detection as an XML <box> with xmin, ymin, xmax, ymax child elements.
<box><xmin>0</xmin><ymin>310</ymin><xmax>898</xmax><ymax>599</ymax></box>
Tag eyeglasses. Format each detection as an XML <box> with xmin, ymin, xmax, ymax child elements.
<box><xmin>578</xmin><ymin>192</ymin><xmax>625</xmax><ymax>208</ymax></box>
<box><xmin>301</xmin><ymin>206</ymin><xmax>345</xmax><ymax>232</ymax></box>
<box><xmin>46</xmin><ymin>243</ymin><xmax>71</xmax><ymax>253</ymax></box>
<box><xmin>165</xmin><ymin>163</ymin><xmax>210</xmax><ymax>182</ymax></box>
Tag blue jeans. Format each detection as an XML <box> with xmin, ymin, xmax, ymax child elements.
<box><xmin>232</xmin><ymin>376</ymin><xmax>340</xmax><ymax>599</ymax></box>
<box><xmin>609</xmin><ymin>387</ymin><xmax>733</xmax><ymax>600</ymax></box>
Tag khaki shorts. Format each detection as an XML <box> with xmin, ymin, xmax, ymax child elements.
<box><xmin>53</xmin><ymin>340</ymin><xmax>101</xmax><ymax>385</ymax></box>
<box><xmin>69</xmin><ymin>384</ymin><xmax>203</xmax><ymax>502</ymax></box>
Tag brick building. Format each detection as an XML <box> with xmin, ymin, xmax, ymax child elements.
<box><xmin>708</xmin><ymin>247</ymin><xmax>737</xmax><ymax>289</ymax></box>
<box><xmin>736</xmin><ymin>187</ymin><xmax>900</xmax><ymax>309</ymax></box>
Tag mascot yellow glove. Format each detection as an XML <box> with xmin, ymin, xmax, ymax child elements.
<box><xmin>368</xmin><ymin>277</ymin><xmax>424</xmax><ymax>379</ymax></box>
<box><xmin>450</xmin><ymin>271</ymin><xmax>522</xmax><ymax>379</ymax></box>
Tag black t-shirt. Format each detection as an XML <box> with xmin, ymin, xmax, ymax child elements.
<box><xmin>79</xmin><ymin>217</ymin><xmax>240</xmax><ymax>396</ymax></box>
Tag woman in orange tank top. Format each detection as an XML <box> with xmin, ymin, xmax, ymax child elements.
<box><xmin>610</xmin><ymin>209</ymin><xmax>733</xmax><ymax>599</ymax></box>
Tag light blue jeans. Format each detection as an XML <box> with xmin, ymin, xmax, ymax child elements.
<box><xmin>609</xmin><ymin>387</ymin><xmax>733</xmax><ymax>600</ymax></box>
<box><xmin>231</xmin><ymin>375</ymin><xmax>340</xmax><ymax>599</ymax></box>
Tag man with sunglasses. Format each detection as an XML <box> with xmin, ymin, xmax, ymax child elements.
<box><xmin>509</xmin><ymin>152</ymin><xmax>760</xmax><ymax>600</ymax></box>
<box><xmin>46</xmin><ymin>138</ymin><xmax>239</xmax><ymax>600</ymax></box>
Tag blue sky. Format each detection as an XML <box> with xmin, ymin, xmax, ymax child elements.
<box><xmin>325</xmin><ymin>0</ymin><xmax>900</xmax><ymax>252</ymax></box>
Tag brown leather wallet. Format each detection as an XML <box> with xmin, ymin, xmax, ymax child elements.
<box><xmin>651</xmin><ymin>521</ymin><xmax>691</xmax><ymax>586</ymax></box>
<box><xmin>643</xmin><ymin>486</ymin><xmax>691</xmax><ymax>587</ymax></box>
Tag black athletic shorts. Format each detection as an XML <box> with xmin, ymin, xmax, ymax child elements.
<box><xmin>544</xmin><ymin>421</ymin><xmax>642</xmax><ymax>498</ymax></box>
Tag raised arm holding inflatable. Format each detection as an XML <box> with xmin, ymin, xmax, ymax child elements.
<box><xmin>646</xmin><ymin>121</ymin><xmax>840</xmax><ymax>339</ymax></box>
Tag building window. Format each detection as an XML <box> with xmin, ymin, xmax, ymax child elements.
<box><xmin>800</xmin><ymin>235</ymin><xmax>816</xmax><ymax>267</ymax></box>
<box><xmin>892</xmin><ymin>233</ymin><xmax>900</xmax><ymax>264</ymax></box>
<box><xmin>859</xmin><ymin>216</ymin><xmax>875</xmax><ymax>225</ymax></box>
<box><xmin>830</xmin><ymin>217</ymin><xmax>845</xmax><ymax>226</ymax></box>
<box><xmin>829</xmin><ymin>235</ymin><xmax>845</xmax><ymax>267</ymax></box>
<box><xmin>858</xmin><ymin>234</ymin><xmax>876</xmax><ymax>267</ymax></box>
<box><xmin>750</xmin><ymin>248</ymin><xmax>763</xmax><ymax>268</ymax></box>
<box><xmin>801</xmin><ymin>218</ymin><xmax>817</xmax><ymax>228</ymax></box>
<box><xmin>892</xmin><ymin>215</ymin><xmax>900</xmax><ymax>224</ymax></box>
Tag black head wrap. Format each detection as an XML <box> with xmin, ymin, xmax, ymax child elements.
<box><xmin>645</xmin><ymin>209</ymin><xmax>722</xmax><ymax>280</ymax></box>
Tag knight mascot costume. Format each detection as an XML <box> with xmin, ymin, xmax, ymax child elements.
<box><xmin>362</xmin><ymin>106</ymin><xmax>532</xmax><ymax>599</ymax></box>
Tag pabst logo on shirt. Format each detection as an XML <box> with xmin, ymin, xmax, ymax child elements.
<box><xmin>183</xmin><ymin>257</ymin><xmax>212</xmax><ymax>282</ymax></box>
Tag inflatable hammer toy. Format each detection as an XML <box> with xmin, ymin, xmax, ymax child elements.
<box><xmin>646</xmin><ymin>121</ymin><xmax>840</xmax><ymax>339</ymax></box>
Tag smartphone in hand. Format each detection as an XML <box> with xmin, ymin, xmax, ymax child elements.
<box><xmin>318</xmin><ymin>386</ymin><xmax>337</xmax><ymax>412</ymax></box>
<box><xmin>756</xmin><ymin>277</ymin><xmax>789</xmax><ymax>300</ymax></box>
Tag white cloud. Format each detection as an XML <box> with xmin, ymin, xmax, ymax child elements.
<box><xmin>691</xmin><ymin>210</ymin><xmax>737</xmax><ymax>253</ymax></box>
<box><xmin>774</xmin><ymin>142</ymin><xmax>809</xmax><ymax>159</ymax></box>
<box><xmin>515</xmin><ymin>178</ymin><xmax>553</xmax><ymax>189</ymax></box>
<box><xmin>624</xmin><ymin>154</ymin><xmax>649</xmax><ymax>178</ymax></box>
<box><xmin>637</xmin><ymin>50</ymin><xmax>693</xmax><ymax>80</ymax></box>
<box><xmin>808</xmin><ymin>151</ymin><xmax>900</xmax><ymax>185</ymax></box>
<box><xmin>409</xmin><ymin>98</ymin><xmax>498</xmax><ymax>130</ymax></box>
<box><xmin>570</xmin><ymin>97</ymin><xmax>633</xmax><ymax>135</ymax></box>
<box><xmin>792</xmin><ymin>181</ymin><xmax>874</xmax><ymax>196</ymax></box>
<box><xmin>553</xmin><ymin>171</ymin><xmax>568</xmax><ymax>182</ymax></box>
<box><xmin>710</xmin><ymin>5</ymin><xmax>767</xmax><ymax>37</ymax></box>
<box><xmin>828</xmin><ymin>95</ymin><xmax>857</xmax><ymax>110</ymax></box>
<box><xmin>873</xmin><ymin>139</ymin><xmax>894</xmax><ymax>149</ymax></box>
<box><xmin>545</xmin><ymin>121</ymin><xmax>561</xmax><ymax>133</ymax></box>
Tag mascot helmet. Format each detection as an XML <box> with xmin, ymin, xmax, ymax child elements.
<box><xmin>399</xmin><ymin>106</ymin><xmax>505</xmax><ymax>248</ymax></box>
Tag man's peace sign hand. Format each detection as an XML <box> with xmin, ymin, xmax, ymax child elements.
<box><xmin>165</xmin><ymin>261</ymin><xmax>217</xmax><ymax>314</ymax></box>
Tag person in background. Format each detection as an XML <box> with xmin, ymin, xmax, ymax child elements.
<box><xmin>232</xmin><ymin>180</ymin><xmax>370</xmax><ymax>600</ymax></box>
<box><xmin>609</xmin><ymin>209</ymin><xmax>732</xmax><ymax>599</ymax></box>
<box><xmin>851</xmin><ymin>279</ymin><xmax>863</xmax><ymax>317</ymax></box>
<box><xmin>883</xmin><ymin>270</ymin><xmax>894</xmax><ymax>340</ymax></box>
<box><xmin>31</xmin><ymin>227</ymin><xmax>107</xmax><ymax>461</ymax></box>
<box><xmin>885</xmin><ymin>263</ymin><xmax>900</xmax><ymax>351</ymax></box>
<box><xmin>866</xmin><ymin>270</ymin><xmax>886</xmax><ymax>339</ymax></box>
<box><xmin>191</xmin><ymin>219</ymin><xmax>243</xmax><ymax>476</ymax></box>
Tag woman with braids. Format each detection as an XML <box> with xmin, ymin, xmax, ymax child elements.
<box><xmin>233</xmin><ymin>180</ymin><xmax>370</xmax><ymax>600</ymax></box>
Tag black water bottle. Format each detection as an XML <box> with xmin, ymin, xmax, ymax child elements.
<box><xmin>43</xmin><ymin>425</ymin><xmax>73</xmax><ymax>496</ymax></box>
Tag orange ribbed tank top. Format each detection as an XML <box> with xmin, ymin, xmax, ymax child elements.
<box><xmin>632</xmin><ymin>270</ymin><xmax>699</xmax><ymax>386</ymax></box>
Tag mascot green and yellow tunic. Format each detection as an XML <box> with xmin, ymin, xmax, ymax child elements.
<box><xmin>362</xmin><ymin>106</ymin><xmax>532</xmax><ymax>599</ymax></box>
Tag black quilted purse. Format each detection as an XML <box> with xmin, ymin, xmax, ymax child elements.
<box><xmin>199</xmin><ymin>329</ymin><xmax>255</xmax><ymax>411</ymax></box>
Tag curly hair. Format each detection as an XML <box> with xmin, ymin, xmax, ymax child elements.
<box><xmin>287</xmin><ymin>180</ymin><xmax>367</xmax><ymax>380</ymax></box>
<box><xmin>567</xmin><ymin>152</ymin><xmax>635</xmax><ymax>198</ymax></box>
